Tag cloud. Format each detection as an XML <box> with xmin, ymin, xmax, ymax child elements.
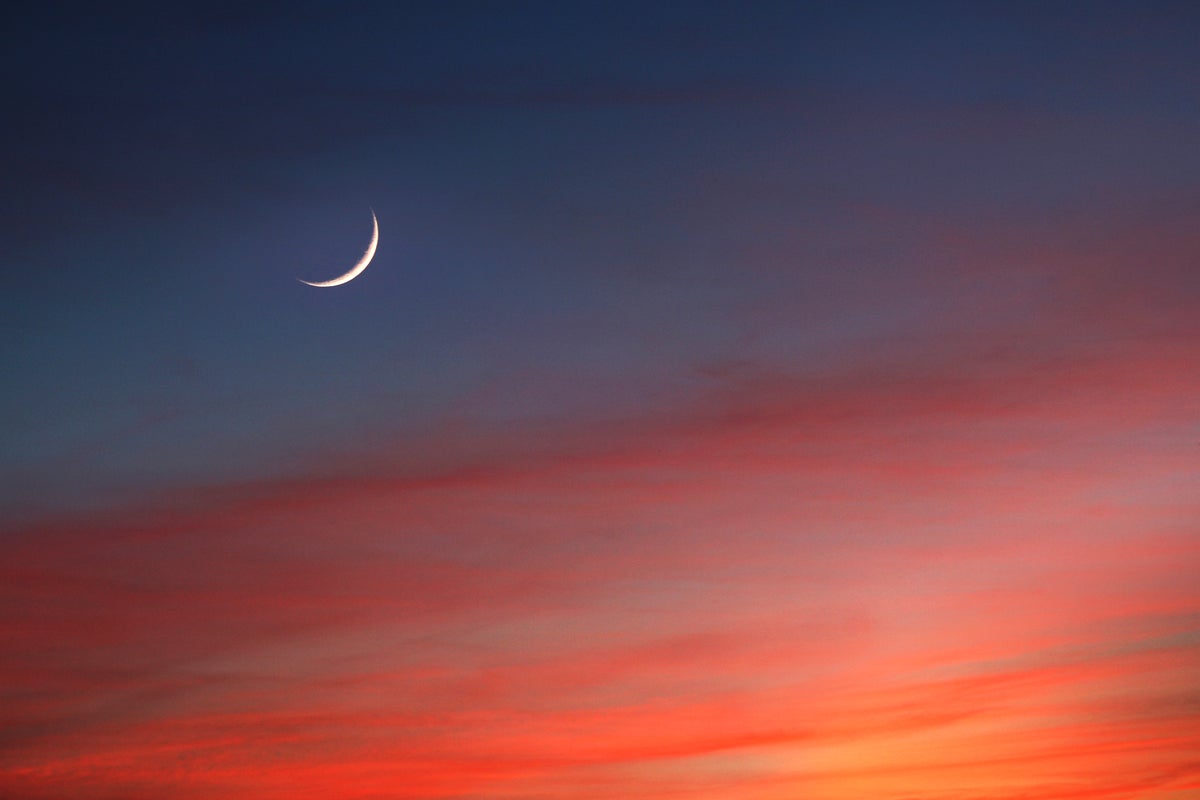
<box><xmin>2</xmin><ymin>324</ymin><xmax>1197</xmax><ymax>797</ymax></box>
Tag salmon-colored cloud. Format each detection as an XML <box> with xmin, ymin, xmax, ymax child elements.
<box><xmin>2</xmin><ymin>326</ymin><xmax>1197</xmax><ymax>799</ymax></box>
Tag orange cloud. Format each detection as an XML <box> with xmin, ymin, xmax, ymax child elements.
<box><xmin>2</xmin><ymin>332</ymin><xmax>1197</xmax><ymax>799</ymax></box>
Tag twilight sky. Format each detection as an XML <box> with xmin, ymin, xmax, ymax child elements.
<box><xmin>2</xmin><ymin>3</ymin><xmax>1198</xmax><ymax>798</ymax></box>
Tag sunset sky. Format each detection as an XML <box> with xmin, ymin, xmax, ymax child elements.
<box><xmin>2</xmin><ymin>3</ymin><xmax>1198</xmax><ymax>798</ymax></box>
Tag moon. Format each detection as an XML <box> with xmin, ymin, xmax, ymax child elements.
<box><xmin>298</xmin><ymin>209</ymin><xmax>379</xmax><ymax>287</ymax></box>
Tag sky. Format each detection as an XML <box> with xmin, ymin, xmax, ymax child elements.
<box><xmin>1</xmin><ymin>2</ymin><xmax>1198</xmax><ymax>798</ymax></box>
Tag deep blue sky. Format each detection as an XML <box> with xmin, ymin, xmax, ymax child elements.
<box><xmin>3</xmin><ymin>1</ymin><xmax>1198</xmax><ymax>513</ymax></box>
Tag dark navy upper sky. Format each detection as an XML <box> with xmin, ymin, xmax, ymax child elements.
<box><xmin>3</xmin><ymin>2</ymin><xmax>1198</xmax><ymax>516</ymax></box>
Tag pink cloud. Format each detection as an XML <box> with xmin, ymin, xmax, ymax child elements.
<box><xmin>2</xmin><ymin>325</ymin><xmax>1197</xmax><ymax>798</ymax></box>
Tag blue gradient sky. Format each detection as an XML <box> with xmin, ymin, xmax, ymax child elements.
<box><xmin>5</xmin><ymin>2</ymin><xmax>1195</xmax><ymax>513</ymax></box>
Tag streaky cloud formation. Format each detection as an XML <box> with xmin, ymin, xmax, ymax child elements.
<box><xmin>3</xmin><ymin>321</ymin><xmax>1197</xmax><ymax>798</ymax></box>
<box><xmin>1</xmin><ymin>3</ymin><xmax>1198</xmax><ymax>798</ymax></box>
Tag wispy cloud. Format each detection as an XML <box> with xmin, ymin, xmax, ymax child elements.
<box><xmin>3</xmin><ymin>323</ymin><xmax>1197</xmax><ymax>798</ymax></box>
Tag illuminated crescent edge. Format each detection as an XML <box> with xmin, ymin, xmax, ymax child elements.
<box><xmin>298</xmin><ymin>209</ymin><xmax>379</xmax><ymax>287</ymax></box>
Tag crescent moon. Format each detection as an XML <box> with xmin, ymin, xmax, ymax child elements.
<box><xmin>298</xmin><ymin>209</ymin><xmax>379</xmax><ymax>287</ymax></box>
